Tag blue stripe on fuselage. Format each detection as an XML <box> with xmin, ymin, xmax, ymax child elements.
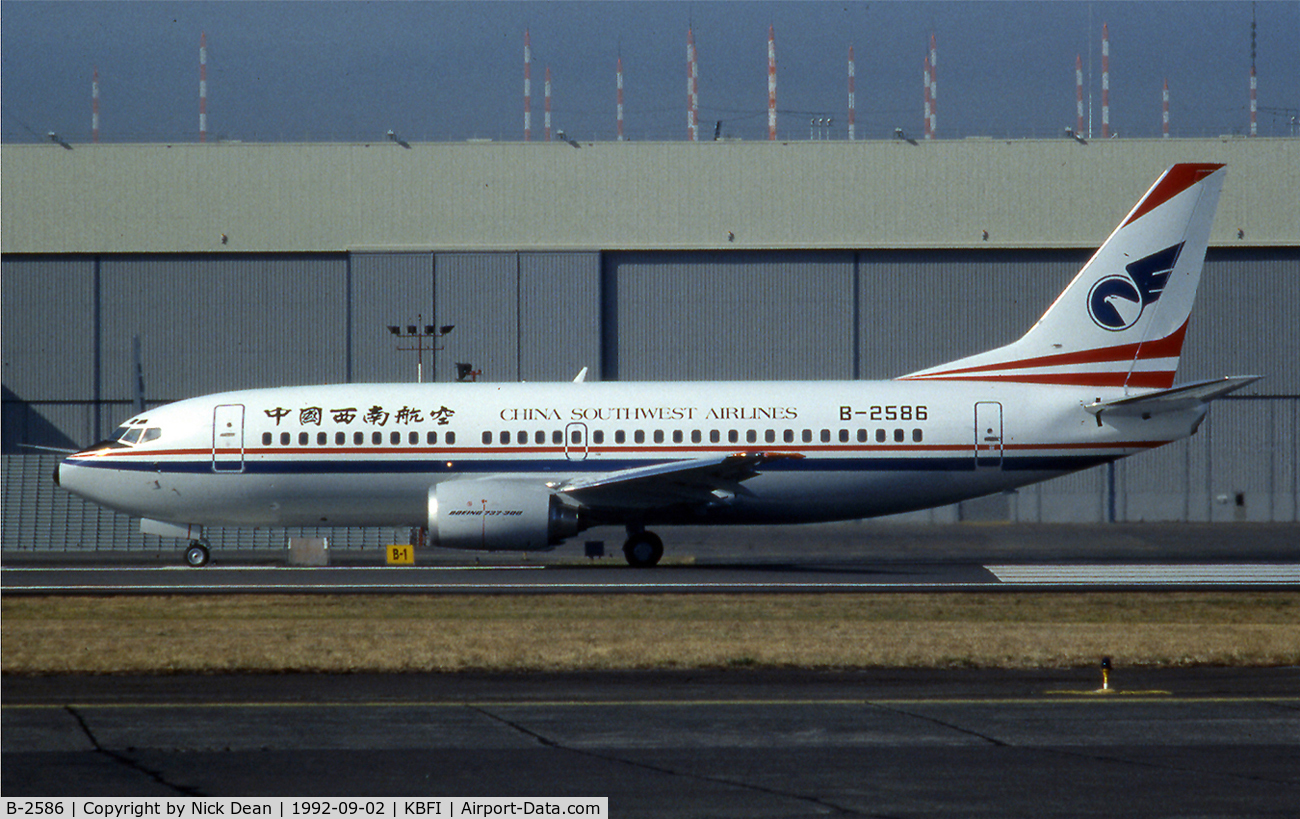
<box><xmin>66</xmin><ymin>453</ymin><xmax>1116</xmax><ymax>475</ymax></box>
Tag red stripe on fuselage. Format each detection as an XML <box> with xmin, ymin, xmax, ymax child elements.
<box><xmin>900</xmin><ymin>321</ymin><xmax>1187</xmax><ymax>387</ymax></box>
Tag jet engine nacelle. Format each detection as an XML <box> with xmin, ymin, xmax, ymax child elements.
<box><xmin>428</xmin><ymin>479</ymin><xmax>581</xmax><ymax>552</ymax></box>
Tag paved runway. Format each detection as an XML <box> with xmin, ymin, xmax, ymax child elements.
<box><xmin>5</xmin><ymin>559</ymin><xmax>1300</xmax><ymax>594</ymax></box>
<box><xmin>4</xmin><ymin>670</ymin><xmax>1299</xmax><ymax>815</ymax></box>
<box><xmin>6</xmin><ymin>523</ymin><xmax>1300</xmax><ymax>593</ymax></box>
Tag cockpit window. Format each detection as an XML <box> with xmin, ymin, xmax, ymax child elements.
<box><xmin>120</xmin><ymin>428</ymin><xmax>144</xmax><ymax>445</ymax></box>
<box><xmin>141</xmin><ymin>428</ymin><xmax>162</xmax><ymax>443</ymax></box>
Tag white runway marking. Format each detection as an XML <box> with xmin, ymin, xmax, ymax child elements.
<box><xmin>985</xmin><ymin>563</ymin><xmax>1300</xmax><ymax>585</ymax></box>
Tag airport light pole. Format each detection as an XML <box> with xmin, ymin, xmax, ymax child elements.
<box><xmin>387</xmin><ymin>316</ymin><xmax>454</xmax><ymax>383</ymax></box>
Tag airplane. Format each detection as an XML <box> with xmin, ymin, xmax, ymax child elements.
<box><xmin>55</xmin><ymin>163</ymin><xmax>1258</xmax><ymax>568</ymax></box>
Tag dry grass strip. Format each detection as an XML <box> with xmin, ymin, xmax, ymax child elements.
<box><xmin>3</xmin><ymin>593</ymin><xmax>1298</xmax><ymax>674</ymax></box>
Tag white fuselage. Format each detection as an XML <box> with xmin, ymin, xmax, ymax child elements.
<box><xmin>57</xmin><ymin>379</ymin><xmax>1203</xmax><ymax>531</ymax></box>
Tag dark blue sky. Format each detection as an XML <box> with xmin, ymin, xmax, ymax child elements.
<box><xmin>3</xmin><ymin>1</ymin><xmax>1297</xmax><ymax>144</ymax></box>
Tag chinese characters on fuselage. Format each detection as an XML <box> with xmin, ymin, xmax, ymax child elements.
<box><xmin>264</xmin><ymin>405</ymin><xmax>455</xmax><ymax>427</ymax></box>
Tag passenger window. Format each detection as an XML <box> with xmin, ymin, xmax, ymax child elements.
<box><xmin>839</xmin><ymin>429</ymin><xmax>849</xmax><ymax>443</ymax></box>
<box><xmin>876</xmin><ymin>429</ymin><xmax>886</xmax><ymax>443</ymax></box>
<box><xmin>501</xmin><ymin>431</ymin><xmax>511</xmax><ymax>445</ymax></box>
<box><xmin>691</xmin><ymin>430</ymin><xmax>702</xmax><ymax>444</ymax></box>
<box><xmin>820</xmin><ymin>429</ymin><xmax>831</xmax><ymax>443</ymax></box>
<box><xmin>354</xmin><ymin>431</ymin><xmax>364</xmax><ymax>445</ymax></box>
<box><xmin>336</xmin><ymin>432</ymin><xmax>346</xmax><ymax>445</ymax></box>
<box><xmin>552</xmin><ymin>430</ymin><xmax>563</xmax><ymax>444</ymax></box>
<box><xmin>372</xmin><ymin>431</ymin><xmax>382</xmax><ymax>445</ymax></box>
<box><xmin>653</xmin><ymin>430</ymin><xmax>664</xmax><ymax>444</ymax></box>
<box><xmin>427</xmin><ymin>431</ymin><xmax>438</xmax><ymax>444</ymax></box>
<box><xmin>391</xmin><ymin>431</ymin><xmax>402</xmax><ymax>445</ymax></box>
<box><xmin>765</xmin><ymin>429</ymin><xmax>776</xmax><ymax>444</ymax></box>
<box><xmin>593</xmin><ymin>430</ymin><xmax>605</xmax><ymax>444</ymax></box>
<box><xmin>262</xmin><ymin>432</ymin><xmax>272</xmax><ymax>446</ymax></box>
<box><xmin>446</xmin><ymin>432</ymin><xmax>456</xmax><ymax>444</ymax></box>
<box><xmin>913</xmin><ymin>429</ymin><xmax>923</xmax><ymax>442</ymax></box>
<box><xmin>857</xmin><ymin>429</ymin><xmax>867</xmax><ymax>443</ymax></box>
<box><xmin>280</xmin><ymin>432</ymin><xmax>290</xmax><ymax>446</ymax></box>
<box><xmin>297</xmin><ymin>432</ymin><xmax>308</xmax><ymax>445</ymax></box>
<box><xmin>518</xmin><ymin>430</ymin><xmax>527</xmax><ymax>443</ymax></box>
<box><xmin>571</xmin><ymin>429</ymin><xmax>583</xmax><ymax>444</ymax></box>
<box><xmin>746</xmin><ymin>430</ymin><xmax>757</xmax><ymax>444</ymax></box>
<box><xmin>710</xmin><ymin>430</ymin><xmax>720</xmax><ymax>444</ymax></box>
<box><xmin>409</xmin><ymin>431</ymin><xmax>419</xmax><ymax>445</ymax></box>
<box><xmin>673</xmin><ymin>430</ymin><xmax>683</xmax><ymax>444</ymax></box>
<box><xmin>634</xmin><ymin>430</ymin><xmax>645</xmax><ymax>444</ymax></box>
<box><xmin>894</xmin><ymin>428</ymin><xmax>904</xmax><ymax>442</ymax></box>
<box><xmin>535</xmin><ymin>431</ymin><xmax>546</xmax><ymax>445</ymax></box>
<box><xmin>318</xmin><ymin>432</ymin><xmax>328</xmax><ymax>445</ymax></box>
<box><xmin>615</xmin><ymin>430</ymin><xmax>626</xmax><ymax>444</ymax></box>
<box><xmin>482</xmin><ymin>431</ymin><xmax>492</xmax><ymax>445</ymax></box>
<box><xmin>802</xmin><ymin>429</ymin><xmax>812</xmax><ymax>443</ymax></box>
<box><xmin>728</xmin><ymin>430</ymin><xmax>739</xmax><ymax>444</ymax></box>
<box><xmin>784</xmin><ymin>429</ymin><xmax>794</xmax><ymax>444</ymax></box>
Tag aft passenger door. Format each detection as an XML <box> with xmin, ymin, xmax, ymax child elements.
<box><xmin>212</xmin><ymin>404</ymin><xmax>245</xmax><ymax>473</ymax></box>
<box><xmin>974</xmin><ymin>402</ymin><xmax>1003</xmax><ymax>469</ymax></box>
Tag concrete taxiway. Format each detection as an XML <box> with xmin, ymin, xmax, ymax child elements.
<box><xmin>4</xmin><ymin>523</ymin><xmax>1298</xmax><ymax>594</ymax></box>
<box><xmin>4</xmin><ymin>670</ymin><xmax>1299</xmax><ymax>816</ymax></box>
<box><xmin>5</xmin><ymin>560</ymin><xmax>1300</xmax><ymax>594</ymax></box>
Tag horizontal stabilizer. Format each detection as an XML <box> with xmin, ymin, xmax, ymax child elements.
<box><xmin>1084</xmin><ymin>375</ymin><xmax>1262</xmax><ymax>417</ymax></box>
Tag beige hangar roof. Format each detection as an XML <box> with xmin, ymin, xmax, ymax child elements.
<box><xmin>2</xmin><ymin>137</ymin><xmax>1297</xmax><ymax>254</ymax></box>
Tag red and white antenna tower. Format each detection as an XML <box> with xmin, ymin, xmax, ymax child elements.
<box><xmin>687</xmin><ymin>29</ymin><xmax>699</xmax><ymax>141</ymax></box>
<box><xmin>1101</xmin><ymin>23</ymin><xmax>1110</xmax><ymax>138</ymax></box>
<box><xmin>199</xmin><ymin>32</ymin><xmax>207</xmax><ymax>143</ymax></box>
<box><xmin>544</xmin><ymin>65</ymin><xmax>552</xmax><ymax>141</ymax></box>
<box><xmin>524</xmin><ymin>30</ymin><xmax>532</xmax><ymax>141</ymax></box>
<box><xmin>1075</xmin><ymin>55</ymin><xmax>1084</xmax><ymax>136</ymax></box>
<box><xmin>1162</xmin><ymin>78</ymin><xmax>1170</xmax><ymax>138</ymax></box>
<box><xmin>616</xmin><ymin>56</ymin><xmax>625</xmax><ymax>141</ymax></box>
<box><xmin>1250</xmin><ymin>65</ymin><xmax>1258</xmax><ymax>137</ymax></box>
<box><xmin>847</xmin><ymin>46</ymin><xmax>856</xmax><ymax>140</ymax></box>
<box><xmin>923</xmin><ymin>55</ymin><xmax>932</xmax><ymax>139</ymax></box>
<box><xmin>1249</xmin><ymin>7</ymin><xmax>1258</xmax><ymax>136</ymax></box>
<box><xmin>928</xmin><ymin>33</ymin><xmax>937</xmax><ymax>139</ymax></box>
<box><xmin>767</xmin><ymin>25</ymin><xmax>777</xmax><ymax>140</ymax></box>
<box><xmin>92</xmin><ymin>67</ymin><xmax>100</xmax><ymax>143</ymax></box>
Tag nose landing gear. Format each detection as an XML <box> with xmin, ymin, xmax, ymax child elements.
<box><xmin>184</xmin><ymin>540</ymin><xmax>211</xmax><ymax>567</ymax></box>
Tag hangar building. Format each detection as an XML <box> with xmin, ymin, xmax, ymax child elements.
<box><xmin>3</xmin><ymin>138</ymin><xmax>1297</xmax><ymax>553</ymax></box>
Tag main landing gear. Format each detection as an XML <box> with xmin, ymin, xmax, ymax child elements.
<box><xmin>622</xmin><ymin>528</ymin><xmax>664</xmax><ymax>568</ymax></box>
<box><xmin>184</xmin><ymin>539</ymin><xmax>211</xmax><ymax>567</ymax></box>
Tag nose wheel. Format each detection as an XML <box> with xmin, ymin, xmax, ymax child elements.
<box><xmin>184</xmin><ymin>540</ymin><xmax>211</xmax><ymax>567</ymax></box>
<box><xmin>622</xmin><ymin>531</ymin><xmax>664</xmax><ymax>568</ymax></box>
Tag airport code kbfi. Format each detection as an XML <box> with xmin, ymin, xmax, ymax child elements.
<box><xmin>5</xmin><ymin>801</ymin><xmax>606</xmax><ymax>818</ymax></box>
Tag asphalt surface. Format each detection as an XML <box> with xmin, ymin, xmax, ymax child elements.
<box><xmin>4</xmin><ymin>670</ymin><xmax>1299</xmax><ymax>816</ymax></box>
<box><xmin>4</xmin><ymin>523</ymin><xmax>1299</xmax><ymax>594</ymax></box>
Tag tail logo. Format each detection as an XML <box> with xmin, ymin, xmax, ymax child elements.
<box><xmin>1086</xmin><ymin>242</ymin><xmax>1184</xmax><ymax>331</ymax></box>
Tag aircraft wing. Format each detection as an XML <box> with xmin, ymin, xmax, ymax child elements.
<box><xmin>559</xmin><ymin>452</ymin><xmax>804</xmax><ymax>510</ymax></box>
<box><xmin>1084</xmin><ymin>375</ymin><xmax>1262</xmax><ymax>417</ymax></box>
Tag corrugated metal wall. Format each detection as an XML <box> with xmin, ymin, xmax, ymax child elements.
<box><xmin>350</xmin><ymin>252</ymin><xmax>435</xmax><ymax>383</ymax></box>
<box><xmin>518</xmin><ymin>252</ymin><xmax>602</xmax><ymax>382</ymax></box>
<box><xmin>98</xmin><ymin>256</ymin><xmax>351</xmax><ymax>406</ymax></box>
<box><xmin>608</xmin><ymin>251</ymin><xmax>855</xmax><ymax>381</ymax></box>
<box><xmin>3</xmin><ymin>247</ymin><xmax>1297</xmax><ymax>555</ymax></box>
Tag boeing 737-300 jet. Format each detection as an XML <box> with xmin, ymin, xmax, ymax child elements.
<box><xmin>56</xmin><ymin>163</ymin><xmax>1257</xmax><ymax>567</ymax></box>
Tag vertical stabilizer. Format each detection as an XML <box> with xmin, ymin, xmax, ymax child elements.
<box><xmin>901</xmin><ymin>163</ymin><xmax>1225</xmax><ymax>390</ymax></box>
